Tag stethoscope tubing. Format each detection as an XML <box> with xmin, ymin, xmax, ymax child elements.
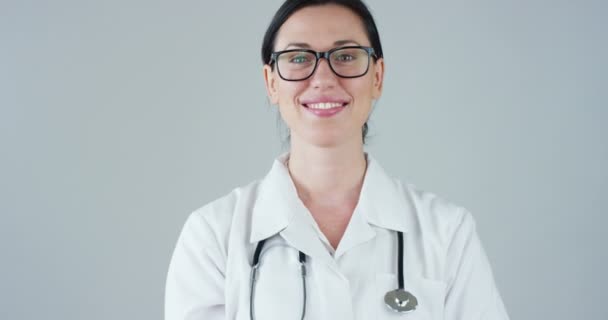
<box><xmin>250</xmin><ymin>240</ymin><xmax>307</xmax><ymax>320</ymax></box>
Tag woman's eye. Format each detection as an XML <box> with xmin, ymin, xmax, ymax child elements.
<box><xmin>335</xmin><ymin>54</ymin><xmax>355</xmax><ymax>62</ymax></box>
<box><xmin>289</xmin><ymin>55</ymin><xmax>310</xmax><ymax>64</ymax></box>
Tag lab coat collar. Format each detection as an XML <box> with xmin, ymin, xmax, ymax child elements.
<box><xmin>250</xmin><ymin>153</ymin><xmax>337</xmax><ymax>268</ymax></box>
<box><xmin>249</xmin><ymin>152</ymin><xmax>410</xmax><ymax>250</ymax></box>
<box><xmin>249</xmin><ymin>153</ymin><xmax>296</xmax><ymax>244</ymax></box>
<box><xmin>357</xmin><ymin>153</ymin><xmax>410</xmax><ymax>234</ymax></box>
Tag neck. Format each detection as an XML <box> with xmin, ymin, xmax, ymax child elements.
<box><xmin>287</xmin><ymin>138</ymin><xmax>367</xmax><ymax>207</ymax></box>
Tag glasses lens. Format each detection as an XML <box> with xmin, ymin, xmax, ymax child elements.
<box><xmin>329</xmin><ymin>47</ymin><xmax>370</xmax><ymax>77</ymax></box>
<box><xmin>276</xmin><ymin>51</ymin><xmax>317</xmax><ymax>81</ymax></box>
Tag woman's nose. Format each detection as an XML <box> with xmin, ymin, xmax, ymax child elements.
<box><xmin>309</xmin><ymin>58</ymin><xmax>338</xmax><ymax>88</ymax></box>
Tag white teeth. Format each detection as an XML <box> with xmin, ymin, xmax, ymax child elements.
<box><xmin>306</xmin><ymin>102</ymin><xmax>344</xmax><ymax>109</ymax></box>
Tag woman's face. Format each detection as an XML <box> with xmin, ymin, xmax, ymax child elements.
<box><xmin>264</xmin><ymin>4</ymin><xmax>384</xmax><ymax>148</ymax></box>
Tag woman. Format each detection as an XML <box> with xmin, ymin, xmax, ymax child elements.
<box><xmin>165</xmin><ymin>1</ymin><xmax>510</xmax><ymax>319</ymax></box>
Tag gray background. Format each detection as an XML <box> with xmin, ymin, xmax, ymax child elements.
<box><xmin>1</xmin><ymin>0</ymin><xmax>606</xmax><ymax>319</ymax></box>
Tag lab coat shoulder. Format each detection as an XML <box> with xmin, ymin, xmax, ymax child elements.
<box><xmin>189</xmin><ymin>180</ymin><xmax>258</xmax><ymax>243</ymax></box>
<box><xmin>402</xmin><ymin>182</ymin><xmax>469</xmax><ymax>250</ymax></box>
<box><xmin>165</xmin><ymin>180</ymin><xmax>262</xmax><ymax>320</ymax></box>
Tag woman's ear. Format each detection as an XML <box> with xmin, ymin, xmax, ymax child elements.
<box><xmin>263</xmin><ymin>64</ymin><xmax>279</xmax><ymax>105</ymax></box>
<box><xmin>371</xmin><ymin>58</ymin><xmax>385</xmax><ymax>99</ymax></box>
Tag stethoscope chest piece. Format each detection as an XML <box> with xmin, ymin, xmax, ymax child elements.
<box><xmin>384</xmin><ymin>288</ymin><xmax>418</xmax><ymax>313</ymax></box>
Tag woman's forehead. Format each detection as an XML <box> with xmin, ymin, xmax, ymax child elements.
<box><xmin>274</xmin><ymin>4</ymin><xmax>369</xmax><ymax>51</ymax></box>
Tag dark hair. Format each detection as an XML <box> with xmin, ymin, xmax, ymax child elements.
<box><xmin>261</xmin><ymin>0</ymin><xmax>383</xmax><ymax>144</ymax></box>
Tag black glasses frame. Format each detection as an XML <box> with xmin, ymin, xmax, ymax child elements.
<box><xmin>269</xmin><ymin>45</ymin><xmax>377</xmax><ymax>81</ymax></box>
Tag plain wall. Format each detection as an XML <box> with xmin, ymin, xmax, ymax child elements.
<box><xmin>1</xmin><ymin>0</ymin><xmax>606</xmax><ymax>319</ymax></box>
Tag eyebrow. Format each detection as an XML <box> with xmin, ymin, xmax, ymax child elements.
<box><xmin>283</xmin><ymin>39</ymin><xmax>362</xmax><ymax>50</ymax></box>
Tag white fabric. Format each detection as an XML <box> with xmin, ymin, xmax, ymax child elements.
<box><xmin>165</xmin><ymin>153</ymin><xmax>510</xmax><ymax>320</ymax></box>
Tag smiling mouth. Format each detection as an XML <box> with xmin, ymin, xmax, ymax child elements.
<box><xmin>300</xmin><ymin>101</ymin><xmax>348</xmax><ymax>117</ymax></box>
<box><xmin>302</xmin><ymin>102</ymin><xmax>348</xmax><ymax>109</ymax></box>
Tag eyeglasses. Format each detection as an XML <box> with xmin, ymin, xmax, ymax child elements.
<box><xmin>270</xmin><ymin>46</ymin><xmax>376</xmax><ymax>81</ymax></box>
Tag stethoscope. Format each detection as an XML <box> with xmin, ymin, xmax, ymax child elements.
<box><xmin>249</xmin><ymin>231</ymin><xmax>418</xmax><ymax>319</ymax></box>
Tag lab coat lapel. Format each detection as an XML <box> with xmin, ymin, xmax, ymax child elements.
<box><xmin>250</xmin><ymin>153</ymin><xmax>337</xmax><ymax>270</ymax></box>
<box><xmin>279</xmin><ymin>208</ymin><xmax>337</xmax><ymax>270</ymax></box>
<box><xmin>249</xmin><ymin>156</ymin><xmax>292</xmax><ymax>244</ymax></box>
<box><xmin>335</xmin><ymin>154</ymin><xmax>410</xmax><ymax>258</ymax></box>
<box><xmin>358</xmin><ymin>154</ymin><xmax>410</xmax><ymax>233</ymax></box>
<box><xmin>333</xmin><ymin>207</ymin><xmax>376</xmax><ymax>258</ymax></box>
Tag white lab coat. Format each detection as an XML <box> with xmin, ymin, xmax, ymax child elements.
<box><xmin>165</xmin><ymin>153</ymin><xmax>510</xmax><ymax>320</ymax></box>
